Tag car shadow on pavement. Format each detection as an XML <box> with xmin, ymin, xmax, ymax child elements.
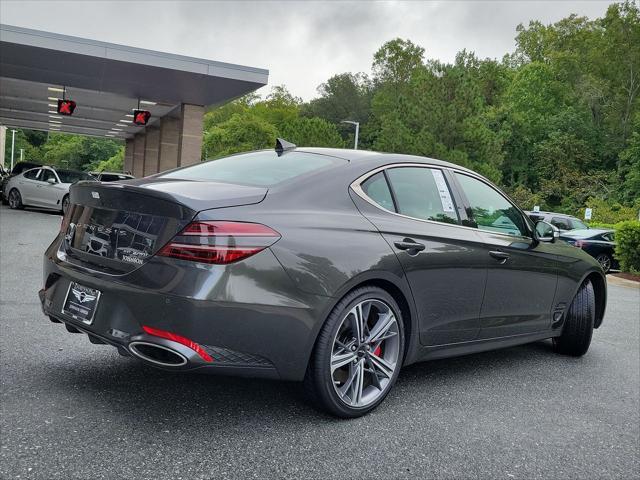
<box><xmin>38</xmin><ymin>339</ymin><xmax>566</xmax><ymax>428</ymax></box>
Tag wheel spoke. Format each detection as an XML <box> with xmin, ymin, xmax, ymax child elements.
<box><xmin>331</xmin><ymin>351</ymin><xmax>357</xmax><ymax>373</ymax></box>
<box><xmin>349</xmin><ymin>304</ymin><xmax>367</xmax><ymax>344</ymax></box>
<box><xmin>338</xmin><ymin>362</ymin><xmax>359</xmax><ymax>401</ymax></box>
<box><xmin>374</xmin><ymin>331</ymin><xmax>398</xmax><ymax>343</ymax></box>
<box><xmin>361</xmin><ymin>301</ymin><xmax>372</xmax><ymax>339</ymax></box>
<box><xmin>353</xmin><ymin>360</ymin><xmax>365</xmax><ymax>405</ymax></box>
<box><xmin>367</xmin><ymin>311</ymin><xmax>396</xmax><ymax>344</ymax></box>
<box><xmin>365</xmin><ymin>356</ymin><xmax>383</xmax><ymax>390</ymax></box>
<box><xmin>369</xmin><ymin>353</ymin><xmax>394</xmax><ymax>379</ymax></box>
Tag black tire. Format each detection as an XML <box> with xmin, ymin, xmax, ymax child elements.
<box><xmin>8</xmin><ymin>188</ymin><xmax>23</xmax><ymax>210</ymax></box>
<box><xmin>553</xmin><ymin>280</ymin><xmax>595</xmax><ymax>356</ymax></box>
<box><xmin>304</xmin><ymin>286</ymin><xmax>405</xmax><ymax>418</ymax></box>
<box><xmin>595</xmin><ymin>253</ymin><xmax>612</xmax><ymax>273</ymax></box>
<box><xmin>61</xmin><ymin>194</ymin><xmax>70</xmax><ymax>215</ymax></box>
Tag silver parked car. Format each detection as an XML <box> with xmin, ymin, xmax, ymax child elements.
<box><xmin>3</xmin><ymin>166</ymin><xmax>94</xmax><ymax>214</ymax></box>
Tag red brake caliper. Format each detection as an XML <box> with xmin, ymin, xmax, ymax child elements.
<box><xmin>373</xmin><ymin>345</ymin><xmax>382</xmax><ymax>357</ymax></box>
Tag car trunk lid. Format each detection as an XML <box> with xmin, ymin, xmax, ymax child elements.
<box><xmin>61</xmin><ymin>179</ymin><xmax>268</xmax><ymax>274</ymax></box>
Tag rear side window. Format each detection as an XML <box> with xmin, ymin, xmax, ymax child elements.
<box><xmin>99</xmin><ymin>174</ymin><xmax>127</xmax><ymax>182</ymax></box>
<box><xmin>601</xmin><ymin>232</ymin><xmax>614</xmax><ymax>242</ymax></box>
<box><xmin>159</xmin><ymin>151</ymin><xmax>344</xmax><ymax>187</ymax></box>
<box><xmin>386</xmin><ymin>167</ymin><xmax>458</xmax><ymax>224</ymax></box>
<box><xmin>23</xmin><ymin>169</ymin><xmax>40</xmax><ymax>180</ymax></box>
<box><xmin>361</xmin><ymin>172</ymin><xmax>395</xmax><ymax>212</ymax></box>
<box><xmin>454</xmin><ymin>173</ymin><xmax>527</xmax><ymax>237</ymax></box>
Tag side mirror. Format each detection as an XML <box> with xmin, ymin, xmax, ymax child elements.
<box><xmin>535</xmin><ymin>221</ymin><xmax>559</xmax><ymax>243</ymax></box>
<box><xmin>46</xmin><ymin>178</ymin><xmax>57</xmax><ymax>185</ymax></box>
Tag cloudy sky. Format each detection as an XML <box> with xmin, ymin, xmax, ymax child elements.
<box><xmin>1</xmin><ymin>1</ymin><xmax>613</xmax><ymax>100</ymax></box>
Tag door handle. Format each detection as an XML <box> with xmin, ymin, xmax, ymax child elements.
<box><xmin>394</xmin><ymin>239</ymin><xmax>426</xmax><ymax>252</ymax></box>
<box><xmin>489</xmin><ymin>250</ymin><xmax>510</xmax><ymax>262</ymax></box>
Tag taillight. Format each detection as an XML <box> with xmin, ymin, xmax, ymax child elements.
<box><xmin>158</xmin><ymin>221</ymin><xmax>280</xmax><ymax>265</ymax></box>
<box><xmin>60</xmin><ymin>207</ymin><xmax>72</xmax><ymax>233</ymax></box>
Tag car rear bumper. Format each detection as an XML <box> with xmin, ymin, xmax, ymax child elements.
<box><xmin>41</xmin><ymin>234</ymin><xmax>333</xmax><ymax>381</ymax></box>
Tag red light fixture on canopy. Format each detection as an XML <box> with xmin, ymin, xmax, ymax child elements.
<box><xmin>57</xmin><ymin>99</ymin><xmax>76</xmax><ymax>115</ymax></box>
<box><xmin>133</xmin><ymin>109</ymin><xmax>151</xmax><ymax>126</ymax></box>
<box><xmin>56</xmin><ymin>86</ymin><xmax>76</xmax><ymax>116</ymax></box>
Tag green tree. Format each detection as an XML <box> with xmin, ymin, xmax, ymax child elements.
<box><xmin>619</xmin><ymin>113</ymin><xmax>640</xmax><ymax>202</ymax></box>
<box><xmin>372</xmin><ymin>38</ymin><xmax>425</xmax><ymax>86</ymax></box>
<box><xmin>203</xmin><ymin>113</ymin><xmax>277</xmax><ymax>159</ymax></box>
<box><xmin>302</xmin><ymin>73</ymin><xmax>372</xmax><ymax>126</ymax></box>
<box><xmin>93</xmin><ymin>148</ymin><xmax>125</xmax><ymax>172</ymax></box>
<box><xmin>278</xmin><ymin>117</ymin><xmax>344</xmax><ymax>147</ymax></box>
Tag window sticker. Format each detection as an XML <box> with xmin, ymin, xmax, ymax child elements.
<box><xmin>431</xmin><ymin>170</ymin><xmax>455</xmax><ymax>212</ymax></box>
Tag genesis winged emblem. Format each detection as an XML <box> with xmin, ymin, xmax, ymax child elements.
<box><xmin>72</xmin><ymin>288</ymin><xmax>96</xmax><ymax>304</ymax></box>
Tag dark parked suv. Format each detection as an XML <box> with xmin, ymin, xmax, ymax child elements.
<box><xmin>40</xmin><ymin>142</ymin><xmax>607</xmax><ymax>417</ymax></box>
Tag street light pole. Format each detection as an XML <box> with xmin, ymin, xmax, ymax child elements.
<box><xmin>341</xmin><ymin>120</ymin><xmax>359</xmax><ymax>150</ymax></box>
<box><xmin>10</xmin><ymin>129</ymin><xmax>16</xmax><ymax>171</ymax></box>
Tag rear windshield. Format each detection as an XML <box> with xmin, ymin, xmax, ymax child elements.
<box><xmin>100</xmin><ymin>173</ymin><xmax>131</xmax><ymax>182</ymax></box>
<box><xmin>159</xmin><ymin>151</ymin><xmax>344</xmax><ymax>187</ymax></box>
<box><xmin>57</xmin><ymin>170</ymin><xmax>95</xmax><ymax>183</ymax></box>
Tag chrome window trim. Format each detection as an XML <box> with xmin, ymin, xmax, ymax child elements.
<box><xmin>350</xmin><ymin>162</ymin><xmax>533</xmax><ymax>242</ymax></box>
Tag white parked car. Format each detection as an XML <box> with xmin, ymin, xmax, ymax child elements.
<box><xmin>3</xmin><ymin>166</ymin><xmax>94</xmax><ymax>214</ymax></box>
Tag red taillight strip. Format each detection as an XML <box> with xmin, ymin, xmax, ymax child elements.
<box><xmin>142</xmin><ymin>325</ymin><xmax>212</xmax><ymax>362</ymax></box>
<box><xmin>158</xmin><ymin>243</ymin><xmax>266</xmax><ymax>264</ymax></box>
<box><xmin>181</xmin><ymin>221</ymin><xmax>279</xmax><ymax>237</ymax></box>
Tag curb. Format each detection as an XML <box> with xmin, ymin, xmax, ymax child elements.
<box><xmin>607</xmin><ymin>275</ymin><xmax>640</xmax><ymax>289</ymax></box>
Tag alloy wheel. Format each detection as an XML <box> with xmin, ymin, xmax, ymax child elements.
<box><xmin>62</xmin><ymin>196</ymin><xmax>70</xmax><ymax>215</ymax></box>
<box><xmin>8</xmin><ymin>190</ymin><xmax>19</xmax><ymax>209</ymax></box>
<box><xmin>596</xmin><ymin>254</ymin><xmax>611</xmax><ymax>273</ymax></box>
<box><xmin>330</xmin><ymin>299</ymin><xmax>400</xmax><ymax>408</ymax></box>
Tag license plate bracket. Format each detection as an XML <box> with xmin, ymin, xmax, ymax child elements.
<box><xmin>62</xmin><ymin>282</ymin><xmax>101</xmax><ymax>325</ymax></box>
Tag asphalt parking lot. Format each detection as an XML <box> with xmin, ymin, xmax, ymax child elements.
<box><xmin>1</xmin><ymin>205</ymin><xmax>639</xmax><ymax>480</ymax></box>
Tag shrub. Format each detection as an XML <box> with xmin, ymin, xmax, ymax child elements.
<box><xmin>579</xmin><ymin>197</ymin><xmax>640</xmax><ymax>225</ymax></box>
<box><xmin>615</xmin><ymin>221</ymin><xmax>640</xmax><ymax>274</ymax></box>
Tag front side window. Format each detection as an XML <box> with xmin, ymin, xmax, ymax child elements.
<box><xmin>551</xmin><ymin>217</ymin><xmax>571</xmax><ymax>230</ymax></box>
<box><xmin>455</xmin><ymin>173</ymin><xmax>527</xmax><ymax>237</ymax></box>
<box><xmin>570</xmin><ymin>218</ymin><xmax>588</xmax><ymax>230</ymax></box>
<box><xmin>41</xmin><ymin>170</ymin><xmax>57</xmax><ymax>183</ymax></box>
<box><xmin>385</xmin><ymin>167</ymin><xmax>459</xmax><ymax>224</ymax></box>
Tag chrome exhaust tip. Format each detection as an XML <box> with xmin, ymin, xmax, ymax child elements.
<box><xmin>129</xmin><ymin>341</ymin><xmax>188</xmax><ymax>367</ymax></box>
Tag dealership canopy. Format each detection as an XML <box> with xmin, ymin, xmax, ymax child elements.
<box><xmin>0</xmin><ymin>24</ymin><xmax>269</xmax><ymax>174</ymax></box>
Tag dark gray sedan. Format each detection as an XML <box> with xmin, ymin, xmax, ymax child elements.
<box><xmin>40</xmin><ymin>142</ymin><xmax>607</xmax><ymax>417</ymax></box>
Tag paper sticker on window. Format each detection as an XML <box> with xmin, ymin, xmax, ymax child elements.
<box><xmin>431</xmin><ymin>170</ymin><xmax>456</xmax><ymax>212</ymax></box>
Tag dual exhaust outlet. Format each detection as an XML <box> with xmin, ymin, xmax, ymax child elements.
<box><xmin>129</xmin><ymin>341</ymin><xmax>188</xmax><ymax>367</ymax></box>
